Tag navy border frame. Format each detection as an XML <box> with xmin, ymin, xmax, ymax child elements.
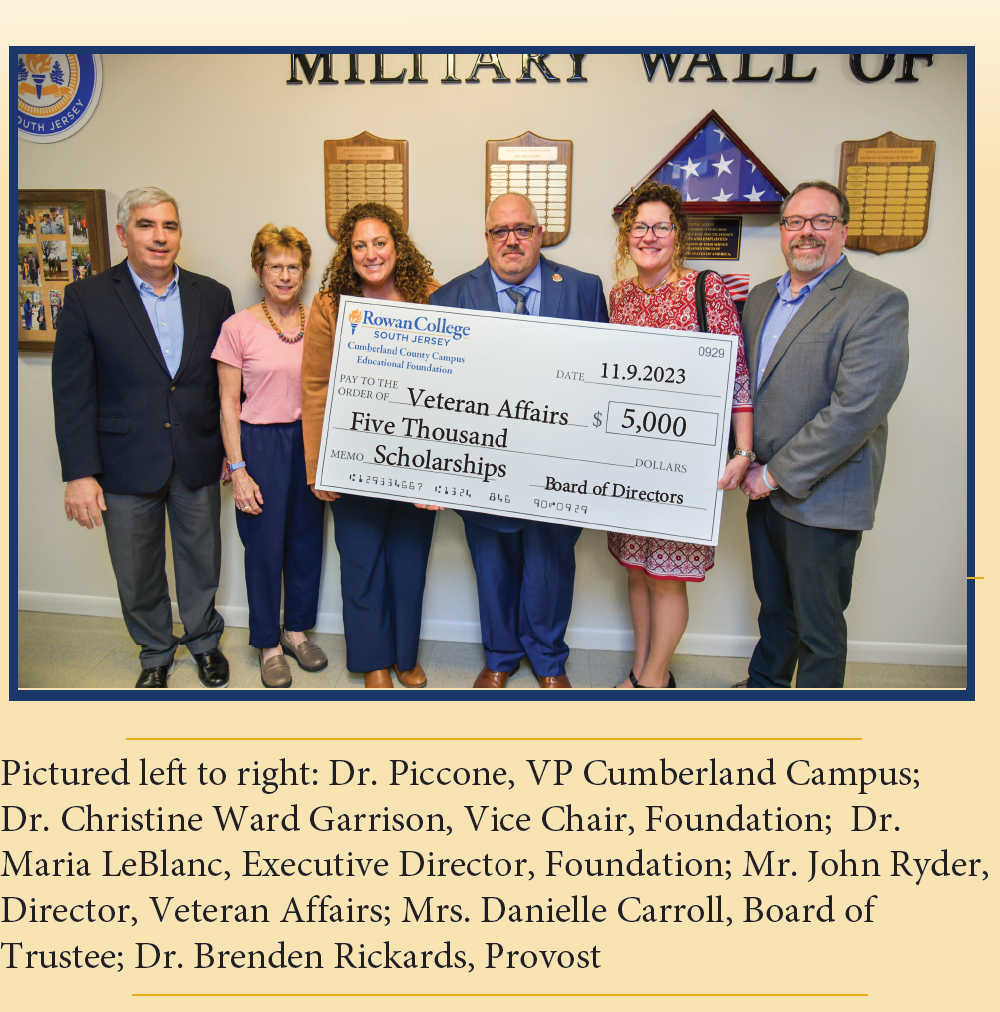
<box><xmin>10</xmin><ymin>46</ymin><xmax>974</xmax><ymax>702</ymax></box>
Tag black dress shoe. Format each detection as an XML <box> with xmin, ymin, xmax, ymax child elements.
<box><xmin>192</xmin><ymin>647</ymin><xmax>230</xmax><ymax>688</ymax></box>
<box><xmin>136</xmin><ymin>663</ymin><xmax>173</xmax><ymax>688</ymax></box>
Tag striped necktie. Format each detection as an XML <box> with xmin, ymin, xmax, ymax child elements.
<box><xmin>505</xmin><ymin>285</ymin><xmax>532</xmax><ymax>314</ymax></box>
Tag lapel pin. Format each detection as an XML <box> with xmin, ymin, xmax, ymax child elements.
<box><xmin>551</xmin><ymin>274</ymin><xmax>563</xmax><ymax>282</ymax></box>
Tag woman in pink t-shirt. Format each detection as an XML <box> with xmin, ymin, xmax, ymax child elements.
<box><xmin>212</xmin><ymin>225</ymin><xmax>329</xmax><ymax>687</ymax></box>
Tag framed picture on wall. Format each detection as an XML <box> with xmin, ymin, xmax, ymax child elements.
<box><xmin>17</xmin><ymin>188</ymin><xmax>110</xmax><ymax>352</ymax></box>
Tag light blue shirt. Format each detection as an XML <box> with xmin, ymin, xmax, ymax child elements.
<box><xmin>491</xmin><ymin>261</ymin><xmax>542</xmax><ymax>316</ymax></box>
<box><xmin>756</xmin><ymin>254</ymin><xmax>845</xmax><ymax>388</ymax></box>
<box><xmin>128</xmin><ymin>261</ymin><xmax>184</xmax><ymax>378</ymax></box>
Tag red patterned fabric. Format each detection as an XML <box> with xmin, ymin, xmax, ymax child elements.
<box><xmin>607</xmin><ymin>271</ymin><xmax>752</xmax><ymax>582</ymax></box>
<box><xmin>609</xmin><ymin>273</ymin><xmax>752</xmax><ymax>410</ymax></box>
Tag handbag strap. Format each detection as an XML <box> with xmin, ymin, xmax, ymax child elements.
<box><xmin>695</xmin><ymin>270</ymin><xmax>723</xmax><ymax>333</ymax></box>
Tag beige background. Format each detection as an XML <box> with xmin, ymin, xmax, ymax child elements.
<box><xmin>0</xmin><ymin>707</ymin><xmax>993</xmax><ymax>1009</ymax></box>
<box><xmin>7</xmin><ymin>8</ymin><xmax>990</xmax><ymax>1011</ymax></box>
<box><xmin>17</xmin><ymin>51</ymin><xmax>966</xmax><ymax>665</ymax></box>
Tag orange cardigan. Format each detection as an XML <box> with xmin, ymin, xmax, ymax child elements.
<box><xmin>301</xmin><ymin>282</ymin><xmax>440</xmax><ymax>485</ymax></box>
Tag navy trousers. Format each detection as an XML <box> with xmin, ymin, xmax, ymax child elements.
<box><xmin>235</xmin><ymin>421</ymin><xmax>325</xmax><ymax>649</ymax></box>
<box><xmin>463</xmin><ymin>518</ymin><xmax>582</xmax><ymax>678</ymax></box>
<box><xmin>746</xmin><ymin>496</ymin><xmax>862</xmax><ymax>689</ymax></box>
<box><xmin>331</xmin><ymin>494</ymin><xmax>436</xmax><ymax>672</ymax></box>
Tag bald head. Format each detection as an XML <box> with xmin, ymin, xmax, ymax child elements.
<box><xmin>486</xmin><ymin>192</ymin><xmax>539</xmax><ymax>229</ymax></box>
<box><xmin>485</xmin><ymin>192</ymin><xmax>543</xmax><ymax>284</ymax></box>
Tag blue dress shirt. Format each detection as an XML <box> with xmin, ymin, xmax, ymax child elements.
<box><xmin>756</xmin><ymin>254</ymin><xmax>845</xmax><ymax>388</ymax></box>
<box><xmin>128</xmin><ymin>261</ymin><xmax>184</xmax><ymax>378</ymax></box>
<box><xmin>491</xmin><ymin>261</ymin><xmax>542</xmax><ymax>316</ymax></box>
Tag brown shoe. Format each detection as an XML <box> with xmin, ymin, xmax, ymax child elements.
<box><xmin>394</xmin><ymin>662</ymin><xmax>427</xmax><ymax>688</ymax></box>
<box><xmin>260</xmin><ymin>652</ymin><xmax>292</xmax><ymax>688</ymax></box>
<box><xmin>537</xmin><ymin>674</ymin><xmax>572</xmax><ymax>688</ymax></box>
<box><xmin>364</xmin><ymin>668</ymin><xmax>393</xmax><ymax>688</ymax></box>
<box><xmin>280</xmin><ymin>627</ymin><xmax>328</xmax><ymax>671</ymax></box>
<box><xmin>473</xmin><ymin>663</ymin><xmax>519</xmax><ymax>688</ymax></box>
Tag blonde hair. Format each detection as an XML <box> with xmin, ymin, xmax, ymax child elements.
<box><xmin>613</xmin><ymin>180</ymin><xmax>689</xmax><ymax>281</ymax></box>
<box><xmin>251</xmin><ymin>223</ymin><xmax>312</xmax><ymax>275</ymax></box>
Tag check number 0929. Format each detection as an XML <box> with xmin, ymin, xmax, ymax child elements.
<box><xmin>605</xmin><ymin>401</ymin><xmax>719</xmax><ymax>446</ymax></box>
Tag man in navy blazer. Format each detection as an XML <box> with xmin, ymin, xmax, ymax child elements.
<box><xmin>430</xmin><ymin>193</ymin><xmax>608</xmax><ymax>688</ymax></box>
<box><xmin>52</xmin><ymin>187</ymin><xmax>235</xmax><ymax>689</ymax></box>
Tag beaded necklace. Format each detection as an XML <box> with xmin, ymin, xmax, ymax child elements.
<box><xmin>261</xmin><ymin>299</ymin><xmax>305</xmax><ymax>343</ymax></box>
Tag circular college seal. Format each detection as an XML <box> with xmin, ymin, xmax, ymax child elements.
<box><xmin>17</xmin><ymin>54</ymin><xmax>103</xmax><ymax>144</ymax></box>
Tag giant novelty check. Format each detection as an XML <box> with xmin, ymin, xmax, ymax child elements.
<box><xmin>315</xmin><ymin>296</ymin><xmax>739</xmax><ymax>545</ymax></box>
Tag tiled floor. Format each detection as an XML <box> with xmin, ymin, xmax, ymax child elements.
<box><xmin>16</xmin><ymin>611</ymin><xmax>967</xmax><ymax>690</ymax></box>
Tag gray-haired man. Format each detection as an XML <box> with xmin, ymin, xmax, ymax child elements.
<box><xmin>52</xmin><ymin>187</ymin><xmax>236</xmax><ymax>688</ymax></box>
<box><xmin>738</xmin><ymin>181</ymin><xmax>909</xmax><ymax>688</ymax></box>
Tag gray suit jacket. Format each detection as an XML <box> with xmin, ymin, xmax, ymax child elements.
<box><xmin>744</xmin><ymin>257</ymin><xmax>908</xmax><ymax>531</ymax></box>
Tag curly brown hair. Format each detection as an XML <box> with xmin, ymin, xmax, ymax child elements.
<box><xmin>614</xmin><ymin>181</ymin><xmax>689</xmax><ymax>281</ymax></box>
<box><xmin>319</xmin><ymin>203</ymin><xmax>435</xmax><ymax>315</ymax></box>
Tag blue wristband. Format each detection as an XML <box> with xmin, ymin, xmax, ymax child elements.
<box><xmin>762</xmin><ymin>464</ymin><xmax>778</xmax><ymax>491</ymax></box>
<box><xmin>227</xmin><ymin>460</ymin><xmax>247</xmax><ymax>474</ymax></box>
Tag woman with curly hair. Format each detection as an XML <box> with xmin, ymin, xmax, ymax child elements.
<box><xmin>301</xmin><ymin>203</ymin><xmax>440</xmax><ymax>689</ymax></box>
<box><xmin>608</xmin><ymin>181</ymin><xmax>754</xmax><ymax>689</ymax></box>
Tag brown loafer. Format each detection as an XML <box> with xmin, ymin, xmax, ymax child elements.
<box><xmin>536</xmin><ymin>674</ymin><xmax>572</xmax><ymax>688</ymax></box>
<box><xmin>473</xmin><ymin>663</ymin><xmax>519</xmax><ymax>688</ymax></box>
<box><xmin>364</xmin><ymin>668</ymin><xmax>393</xmax><ymax>688</ymax></box>
<box><xmin>280</xmin><ymin>627</ymin><xmax>328</xmax><ymax>671</ymax></box>
<box><xmin>394</xmin><ymin>662</ymin><xmax>427</xmax><ymax>688</ymax></box>
<box><xmin>260</xmin><ymin>652</ymin><xmax>292</xmax><ymax>688</ymax></box>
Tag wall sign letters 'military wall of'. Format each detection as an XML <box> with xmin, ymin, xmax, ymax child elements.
<box><xmin>287</xmin><ymin>53</ymin><xmax>938</xmax><ymax>88</ymax></box>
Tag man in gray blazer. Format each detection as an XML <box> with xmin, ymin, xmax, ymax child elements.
<box><xmin>739</xmin><ymin>181</ymin><xmax>909</xmax><ymax>688</ymax></box>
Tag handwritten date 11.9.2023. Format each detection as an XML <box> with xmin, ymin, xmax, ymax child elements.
<box><xmin>602</xmin><ymin>362</ymin><xmax>686</xmax><ymax>384</ymax></box>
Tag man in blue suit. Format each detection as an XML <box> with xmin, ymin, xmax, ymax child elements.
<box><xmin>430</xmin><ymin>193</ymin><xmax>608</xmax><ymax>688</ymax></box>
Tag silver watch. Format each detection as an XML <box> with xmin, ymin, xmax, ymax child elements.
<box><xmin>732</xmin><ymin>447</ymin><xmax>756</xmax><ymax>462</ymax></box>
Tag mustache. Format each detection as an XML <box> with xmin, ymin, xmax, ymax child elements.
<box><xmin>790</xmin><ymin>236</ymin><xmax>827</xmax><ymax>249</ymax></box>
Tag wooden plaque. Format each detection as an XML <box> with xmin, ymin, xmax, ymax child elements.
<box><xmin>839</xmin><ymin>131</ymin><xmax>935</xmax><ymax>255</ymax></box>
<box><xmin>486</xmin><ymin>131</ymin><xmax>572</xmax><ymax>247</ymax></box>
<box><xmin>17</xmin><ymin>187</ymin><xmax>111</xmax><ymax>352</ymax></box>
<box><xmin>324</xmin><ymin>131</ymin><xmax>409</xmax><ymax>241</ymax></box>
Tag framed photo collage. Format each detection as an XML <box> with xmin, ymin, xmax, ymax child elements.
<box><xmin>17</xmin><ymin>188</ymin><xmax>110</xmax><ymax>351</ymax></box>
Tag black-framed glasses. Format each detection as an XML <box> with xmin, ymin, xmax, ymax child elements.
<box><xmin>630</xmin><ymin>221</ymin><xmax>676</xmax><ymax>238</ymax></box>
<box><xmin>488</xmin><ymin>225</ymin><xmax>538</xmax><ymax>241</ymax></box>
<box><xmin>780</xmin><ymin>215</ymin><xmax>840</xmax><ymax>231</ymax></box>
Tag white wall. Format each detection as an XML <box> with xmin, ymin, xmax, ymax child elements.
<box><xmin>17</xmin><ymin>52</ymin><xmax>967</xmax><ymax>665</ymax></box>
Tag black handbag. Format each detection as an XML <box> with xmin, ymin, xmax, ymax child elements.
<box><xmin>695</xmin><ymin>269</ymin><xmax>737</xmax><ymax>455</ymax></box>
<box><xmin>695</xmin><ymin>269</ymin><xmax>723</xmax><ymax>333</ymax></box>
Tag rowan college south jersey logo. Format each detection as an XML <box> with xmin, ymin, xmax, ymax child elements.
<box><xmin>17</xmin><ymin>53</ymin><xmax>103</xmax><ymax>143</ymax></box>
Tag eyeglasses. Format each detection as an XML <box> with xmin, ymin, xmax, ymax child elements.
<box><xmin>630</xmin><ymin>222</ymin><xmax>676</xmax><ymax>238</ymax></box>
<box><xmin>487</xmin><ymin>225</ymin><xmax>538</xmax><ymax>241</ymax></box>
<box><xmin>780</xmin><ymin>215</ymin><xmax>840</xmax><ymax>231</ymax></box>
<box><xmin>263</xmin><ymin>263</ymin><xmax>302</xmax><ymax>275</ymax></box>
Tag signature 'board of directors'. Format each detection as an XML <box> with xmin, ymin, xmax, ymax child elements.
<box><xmin>316</xmin><ymin>297</ymin><xmax>738</xmax><ymax>545</ymax></box>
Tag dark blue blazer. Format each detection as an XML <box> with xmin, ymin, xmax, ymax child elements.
<box><xmin>430</xmin><ymin>255</ymin><xmax>608</xmax><ymax>532</ymax></box>
<box><xmin>52</xmin><ymin>259</ymin><xmax>235</xmax><ymax>495</ymax></box>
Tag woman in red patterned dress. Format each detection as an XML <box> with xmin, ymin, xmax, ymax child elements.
<box><xmin>609</xmin><ymin>182</ymin><xmax>755</xmax><ymax>688</ymax></box>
